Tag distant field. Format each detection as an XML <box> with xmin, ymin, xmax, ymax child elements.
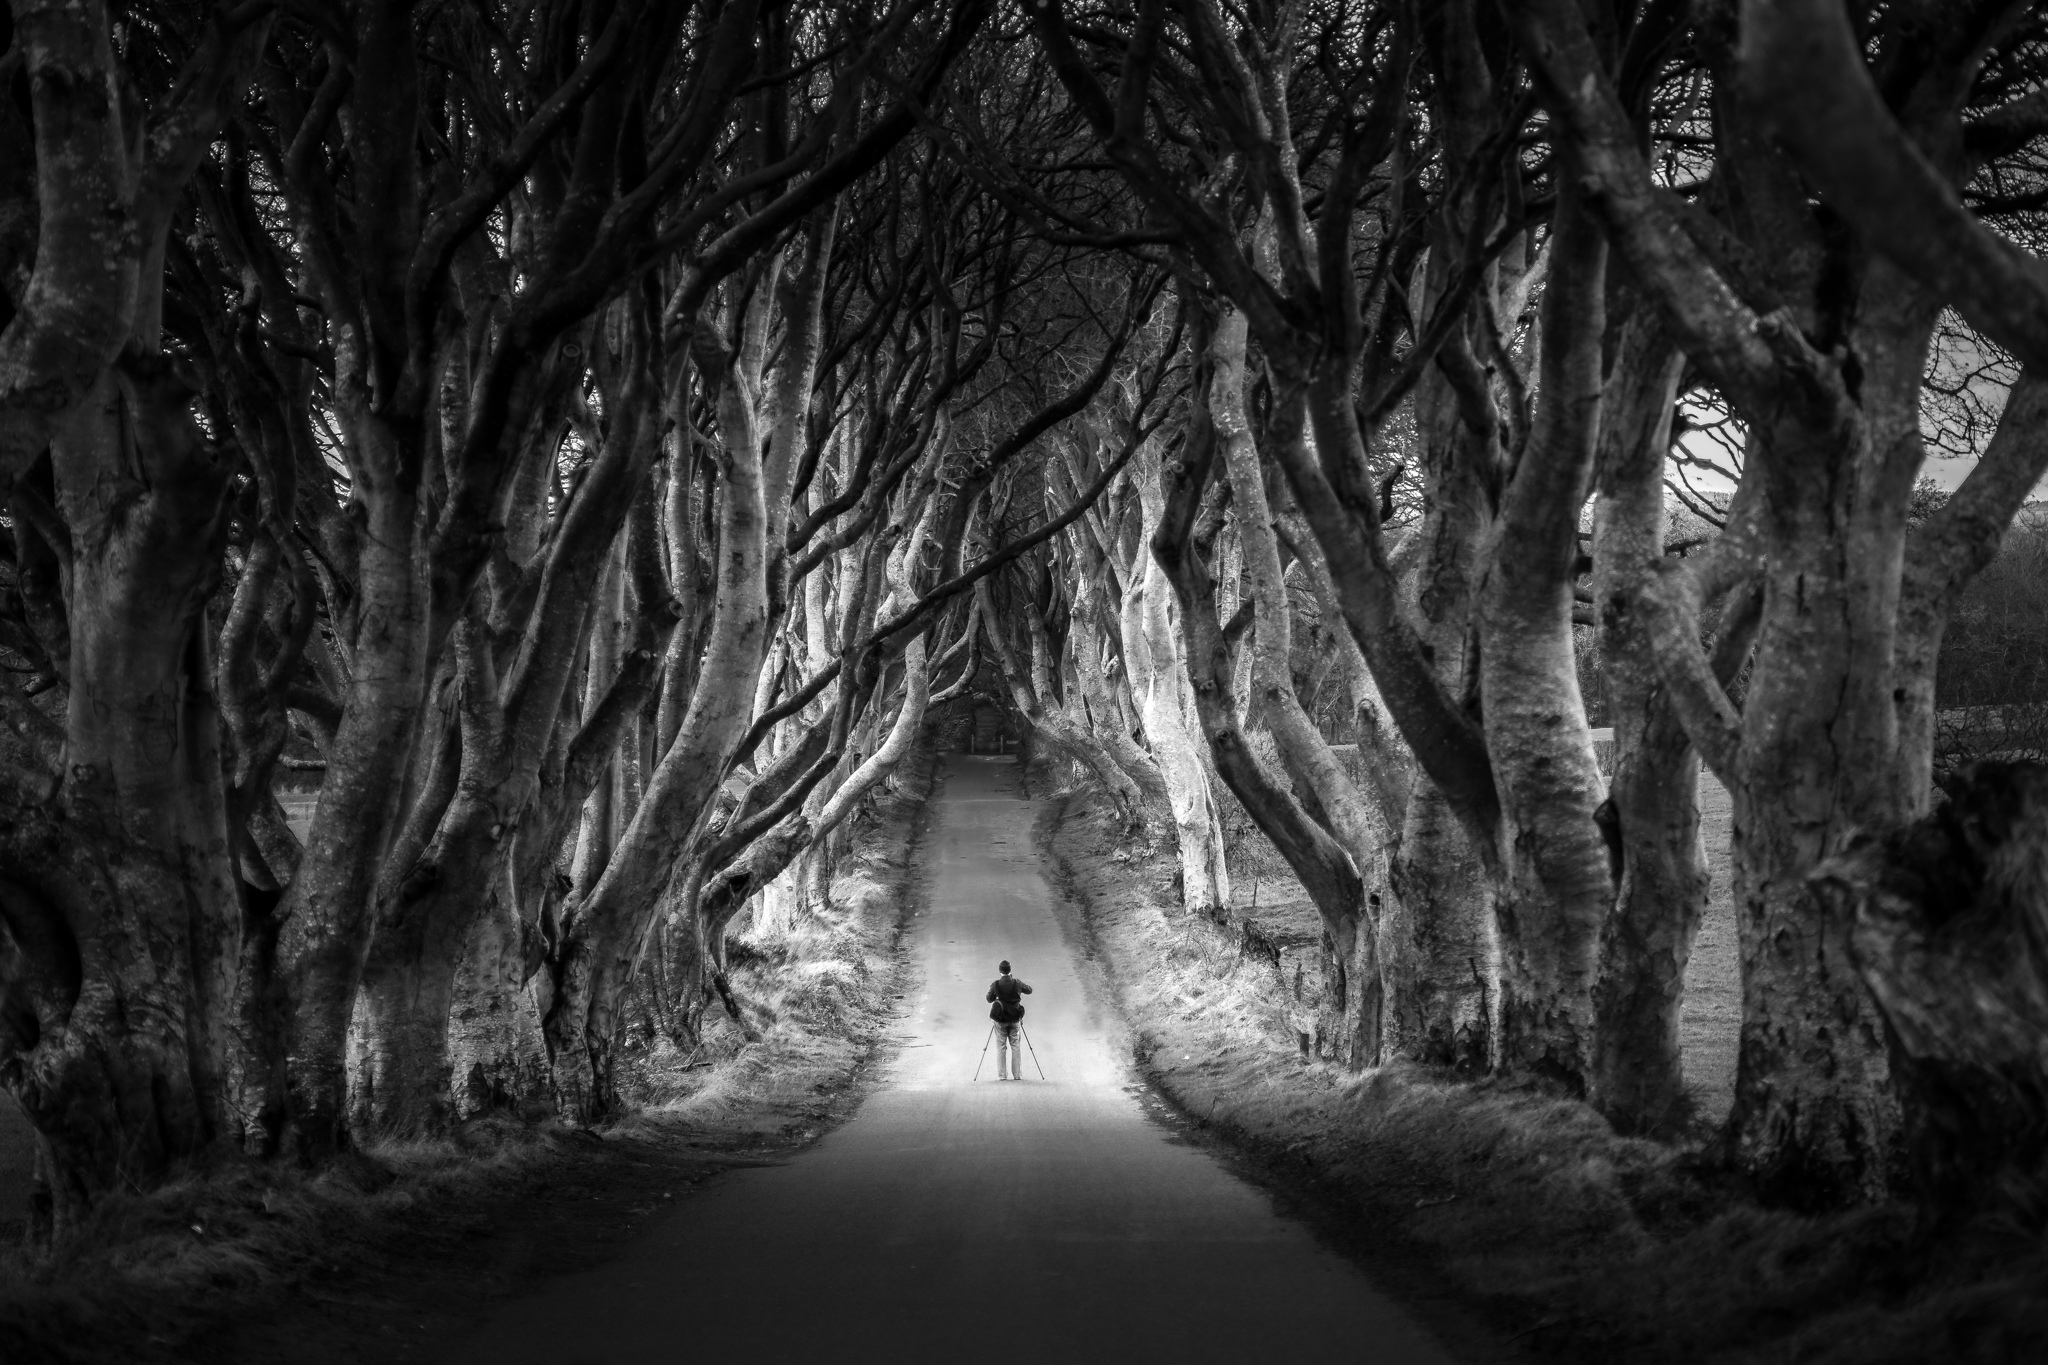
<box><xmin>1684</xmin><ymin>774</ymin><xmax>1739</xmax><ymax>1123</ymax></box>
<box><xmin>280</xmin><ymin>793</ymin><xmax>319</xmax><ymax>843</ymax></box>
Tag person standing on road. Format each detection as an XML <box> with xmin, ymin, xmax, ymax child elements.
<box><xmin>986</xmin><ymin>960</ymin><xmax>1033</xmax><ymax>1081</ymax></box>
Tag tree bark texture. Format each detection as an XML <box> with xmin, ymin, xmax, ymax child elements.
<box><xmin>1474</xmin><ymin>182</ymin><xmax>1615</xmax><ymax>1093</ymax></box>
<box><xmin>1814</xmin><ymin>762</ymin><xmax>2048</xmax><ymax>1223</ymax></box>
<box><xmin>980</xmin><ymin>578</ymin><xmax>1148</xmax><ymax>827</ymax></box>
<box><xmin>1511</xmin><ymin>0</ymin><xmax>2011</xmax><ymax>1200</ymax></box>
<box><xmin>545</xmin><ymin>342</ymin><xmax>771</xmax><ymax>1122</ymax></box>
<box><xmin>1151</xmin><ymin>314</ymin><xmax>1371</xmax><ymax>1057</ymax></box>
<box><xmin>1212</xmin><ymin>303</ymin><xmax>1382</xmax><ymax>1056</ymax></box>
<box><xmin>3</xmin><ymin>365</ymin><xmax>240</xmax><ymax>1231</ymax></box>
<box><xmin>1125</xmin><ymin>441</ymin><xmax>1232</xmax><ymax>922</ymax></box>
<box><xmin>275</xmin><ymin>404</ymin><xmax>433</xmax><ymax>1157</ymax></box>
<box><xmin>1586</xmin><ymin>310</ymin><xmax>1707</xmax><ymax>1133</ymax></box>
<box><xmin>0</xmin><ymin>0</ymin><xmax>267</xmax><ymax>1219</ymax></box>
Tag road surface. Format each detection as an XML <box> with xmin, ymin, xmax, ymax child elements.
<box><xmin>444</xmin><ymin>755</ymin><xmax>1457</xmax><ymax>1365</ymax></box>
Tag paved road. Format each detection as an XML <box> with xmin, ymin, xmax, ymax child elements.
<box><xmin>446</xmin><ymin>755</ymin><xmax>1455</xmax><ymax>1365</ymax></box>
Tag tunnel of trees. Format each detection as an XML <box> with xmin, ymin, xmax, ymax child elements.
<box><xmin>5</xmin><ymin>0</ymin><xmax>2048</xmax><ymax>1243</ymax></box>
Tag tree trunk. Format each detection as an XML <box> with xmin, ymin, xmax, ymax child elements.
<box><xmin>1587</xmin><ymin>314</ymin><xmax>1709</xmax><ymax>1132</ymax></box>
<box><xmin>275</xmin><ymin>407</ymin><xmax>432</xmax><ymax>1159</ymax></box>
<box><xmin>545</xmin><ymin>348</ymin><xmax>771</xmax><ymax>1123</ymax></box>
<box><xmin>1068</xmin><ymin>559</ymin><xmax>1171</xmax><ymax>816</ymax></box>
<box><xmin>1128</xmin><ymin>559</ymin><xmax>1232</xmax><ymax>920</ymax></box>
<box><xmin>1212</xmin><ymin>303</ymin><xmax>1380</xmax><ymax>1045</ymax></box>
<box><xmin>352</xmin><ymin>347</ymin><xmax>666</xmax><ymax>1136</ymax></box>
<box><xmin>350</xmin><ymin>794</ymin><xmax>510</xmax><ymax>1135</ymax></box>
<box><xmin>446</xmin><ymin>873</ymin><xmax>550</xmax><ymax>1119</ymax></box>
<box><xmin>1511</xmin><ymin>1</ymin><xmax>1956</xmax><ymax>1203</ymax></box>
<box><xmin>980</xmin><ymin>581</ymin><xmax>1147</xmax><ymax>826</ymax></box>
<box><xmin>1814</xmin><ymin>762</ymin><xmax>2048</xmax><ymax>1224</ymax></box>
<box><xmin>570</xmin><ymin>542</ymin><xmax>626</xmax><ymax>897</ymax></box>
<box><xmin>1149</xmin><ymin>302</ymin><xmax>1366</xmax><ymax>999</ymax></box>
<box><xmin>1274</xmin><ymin>506</ymin><xmax>1414</xmax><ymax>827</ymax></box>
<box><xmin>1475</xmin><ymin>182</ymin><xmax>1614</xmax><ymax>1092</ymax></box>
<box><xmin>1368</xmin><ymin>261</ymin><xmax>1501</xmax><ymax>1076</ymax></box>
<box><xmin>1721</xmin><ymin>410</ymin><xmax>1908</xmax><ymax>1207</ymax></box>
<box><xmin>0</xmin><ymin>0</ymin><xmax>267</xmax><ymax>1220</ymax></box>
<box><xmin>1892</xmin><ymin>371</ymin><xmax>2048</xmax><ymax>805</ymax></box>
<box><xmin>1381</xmin><ymin>779</ymin><xmax>1494</xmax><ymax>1072</ymax></box>
<box><xmin>1121</xmin><ymin>435</ymin><xmax>1232</xmax><ymax>921</ymax></box>
<box><xmin>4</xmin><ymin>363</ymin><xmax>240</xmax><ymax>1232</ymax></box>
<box><xmin>701</xmin><ymin>621</ymin><xmax>931</xmax><ymax>971</ymax></box>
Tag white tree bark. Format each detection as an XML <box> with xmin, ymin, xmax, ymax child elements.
<box><xmin>1127</xmin><ymin>441</ymin><xmax>1232</xmax><ymax>921</ymax></box>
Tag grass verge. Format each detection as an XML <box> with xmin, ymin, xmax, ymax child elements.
<box><xmin>1037</xmin><ymin>774</ymin><xmax>2048</xmax><ymax>1365</ymax></box>
<box><xmin>0</xmin><ymin>743</ymin><xmax>936</xmax><ymax>1365</ymax></box>
<box><xmin>615</xmin><ymin>740</ymin><xmax>939</xmax><ymax>1138</ymax></box>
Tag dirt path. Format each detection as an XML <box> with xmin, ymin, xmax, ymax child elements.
<box><xmin>439</xmin><ymin>756</ymin><xmax>1457</xmax><ymax>1364</ymax></box>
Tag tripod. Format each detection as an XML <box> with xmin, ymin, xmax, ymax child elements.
<box><xmin>1018</xmin><ymin>1024</ymin><xmax>1047</xmax><ymax>1080</ymax></box>
<box><xmin>971</xmin><ymin>1023</ymin><xmax>1047</xmax><ymax>1081</ymax></box>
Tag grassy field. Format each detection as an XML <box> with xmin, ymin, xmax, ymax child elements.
<box><xmin>1685</xmin><ymin>775</ymin><xmax>1739</xmax><ymax>1123</ymax></box>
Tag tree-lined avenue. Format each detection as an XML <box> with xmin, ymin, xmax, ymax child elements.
<box><xmin>437</xmin><ymin>756</ymin><xmax>1455</xmax><ymax>1365</ymax></box>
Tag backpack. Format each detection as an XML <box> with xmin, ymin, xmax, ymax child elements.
<box><xmin>989</xmin><ymin>976</ymin><xmax>1025</xmax><ymax>1024</ymax></box>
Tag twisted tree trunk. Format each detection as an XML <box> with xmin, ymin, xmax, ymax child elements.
<box><xmin>0</xmin><ymin>1</ymin><xmax>265</xmax><ymax>1227</ymax></box>
<box><xmin>1473</xmin><ymin>180</ymin><xmax>1614</xmax><ymax>1093</ymax></box>
<box><xmin>544</xmin><ymin>332</ymin><xmax>771</xmax><ymax>1122</ymax></box>
<box><xmin>1125</xmin><ymin>442</ymin><xmax>1232</xmax><ymax>922</ymax></box>
<box><xmin>1586</xmin><ymin>310</ymin><xmax>1710</xmax><ymax>1132</ymax></box>
<box><xmin>274</xmin><ymin>405</ymin><xmax>433</xmax><ymax>1157</ymax></box>
<box><xmin>1213</xmin><ymin>303</ymin><xmax>1380</xmax><ymax>1055</ymax></box>
<box><xmin>1815</xmin><ymin>762</ymin><xmax>2048</xmax><ymax>1224</ymax></box>
<box><xmin>8</xmin><ymin>362</ymin><xmax>241</xmax><ymax>1233</ymax></box>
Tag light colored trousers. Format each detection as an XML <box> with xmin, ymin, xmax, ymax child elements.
<box><xmin>995</xmin><ymin>1023</ymin><xmax>1023</xmax><ymax>1079</ymax></box>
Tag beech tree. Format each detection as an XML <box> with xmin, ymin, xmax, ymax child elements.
<box><xmin>0</xmin><ymin>0</ymin><xmax>272</xmax><ymax>1234</ymax></box>
<box><xmin>0</xmin><ymin>0</ymin><xmax>1004</xmax><ymax>1227</ymax></box>
<box><xmin>1008</xmin><ymin>0</ymin><xmax>2048</xmax><ymax>1205</ymax></box>
<box><xmin>1514</xmin><ymin>0</ymin><xmax>2048</xmax><ymax>1205</ymax></box>
<box><xmin>1005</xmin><ymin>0</ymin><xmax>1641</xmax><ymax>1092</ymax></box>
<box><xmin>8</xmin><ymin>0</ymin><xmax>2048</xmax><ymax>1244</ymax></box>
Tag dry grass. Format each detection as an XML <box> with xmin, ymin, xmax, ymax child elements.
<box><xmin>0</xmin><ymin>1117</ymin><xmax>587</xmax><ymax>1363</ymax></box>
<box><xmin>618</xmin><ymin>744</ymin><xmax>936</xmax><ymax>1138</ymax></box>
<box><xmin>1040</xmin><ymin>776</ymin><xmax>2048</xmax><ymax>1364</ymax></box>
<box><xmin>1683</xmin><ymin>773</ymin><xmax>1740</xmax><ymax>1126</ymax></box>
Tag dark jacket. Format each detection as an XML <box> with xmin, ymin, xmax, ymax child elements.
<box><xmin>986</xmin><ymin>975</ymin><xmax>1032</xmax><ymax>1024</ymax></box>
